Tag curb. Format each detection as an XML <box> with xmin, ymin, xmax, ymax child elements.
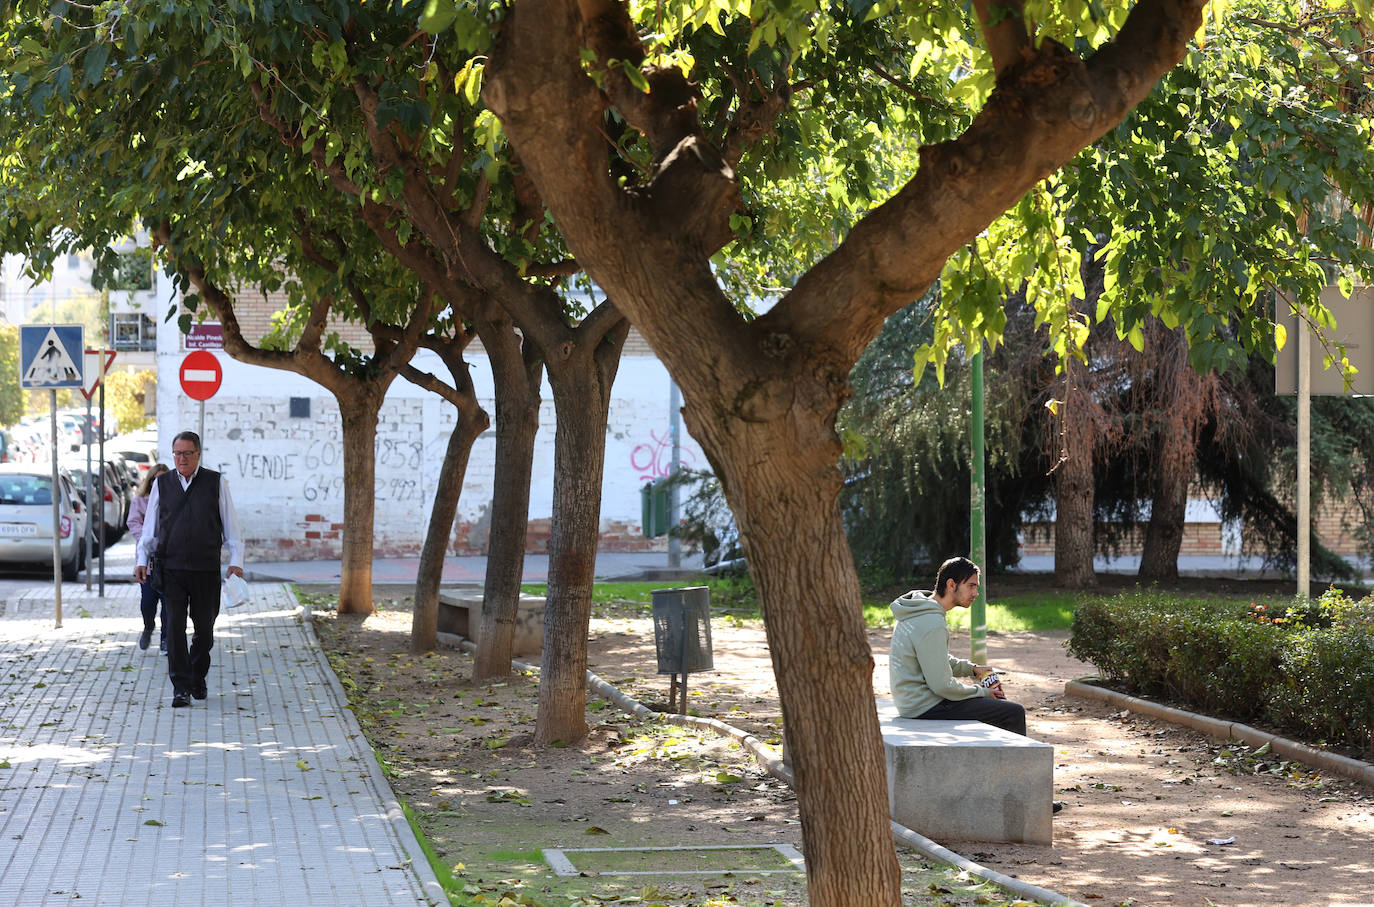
<box><xmin>295</xmin><ymin>588</ymin><xmax>449</xmax><ymax>905</ymax></box>
<box><xmin>1065</xmin><ymin>679</ymin><xmax>1374</xmax><ymax>789</ymax></box>
<box><xmin>436</xmin><ymin>631</ymin><xmax>1086</xmax><ymax>907</ymax></box>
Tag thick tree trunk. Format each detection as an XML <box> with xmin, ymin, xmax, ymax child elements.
<box><xmin>338</xmin><ymin>397</ymin><xmax>384</xmax><ymax>614</ymax></box>
<box><xmin>1054</xmin><ymin>362</ymin><xmax>1097</xmax><ymax>589</ymax></box>
<box><xmin>411</xmin><ymin>408</ymin><xmax>488</xmax><ymax>651</ymax></box>
<box><xmin>684</xmin><ymin>399</ymin><xmax>903</xmax><ymax>905</ymax></box>
<box><xmin>533</xmin><ymin>338</ymin><xmax>623</xmax><ymax>745</ymax></box>
<box><xmin>473</xmin><ymin>325</ymin><xmax>543</xmax><ymax>681</ymax></box>
<box><xmin>1138</xmin><ymin>447</ymin><xmax>1190</xmax><ymax>581</ymax></box>
<box><xmin>1138</xmin><ymin>326</ymin><xmax>1203</xmax><ymax>582</ymax></box>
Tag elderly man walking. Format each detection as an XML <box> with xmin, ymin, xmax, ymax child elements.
<box><xmin>135</xmin><ymin>431</ymin><xmax>244</xmax><ymax>709</ymax></box>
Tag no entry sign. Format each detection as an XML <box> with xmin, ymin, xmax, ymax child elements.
<box><xmin>179</xmin><ymin>350</ymin><xmax>223</xmax><ymax>401</ymax></box>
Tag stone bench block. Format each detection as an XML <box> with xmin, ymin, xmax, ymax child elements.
<box><xmin>437</xmin><ymin>591</ymin><xmax>545</xmax><ymax>657</ymax></box>
<box><xmin>876</xmin><ymin>698</ymin><xmax>1053</xmax><ymax>845</ymax></box>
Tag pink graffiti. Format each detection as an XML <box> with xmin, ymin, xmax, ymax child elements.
<box><xmin>630</xmin><ymin>429</ymin><xmax>695</xmax><ymax>482</ymax></box>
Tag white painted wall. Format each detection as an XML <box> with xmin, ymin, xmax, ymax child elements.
<box><xmin>151</xmin><ymin>272</ymin><xmax>704</xmax><ymax>558</ymax></box>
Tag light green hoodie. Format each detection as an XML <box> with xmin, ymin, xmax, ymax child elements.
<box><xmin>888</xmin><ymin>589</ymin><xmax>989</xmax><ymax>718</ymax></box>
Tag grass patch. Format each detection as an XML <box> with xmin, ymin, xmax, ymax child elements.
<box><xmin>525</xmin><ymin>577</ymin><xmax>762</xmax><ymax>619</ymax></box>
<box><xmin>556</xmin><ymin>845</ymin><xmax>798</xmax><ymax>874</ymax></box>
<box><xmin>862</xmin><ymin>590</ymin><xmax>1081</xmax><ymax>632</ymax></box>
<box><xmin>946</xmin><ymin>591</ymin><xmax>1080</xmax><ymax>632</ymax></box>
<box><xmin>523</xmin><ymin>579</ymin><xmax>1078</xmax><ymax>633</ymax></box>
<box><xmin>485</xmin><ymin>849</ymin><xmax>545</xmax><ymax>863</ymax></box>
<box><xmin>399</xmin><ymin>799</ymin><xmax>463</xmax><ymax>900</ymax></box>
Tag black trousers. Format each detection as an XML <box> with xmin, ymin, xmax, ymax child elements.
<box><xmin>916</xmin><ymin>696</ymin><xmax>1028</xmax><ymax>736</ymax></box>
<box><xmin>163</xmin><ymin>567</ymin><xmax>221</xmax><ymax>694</ymax></box>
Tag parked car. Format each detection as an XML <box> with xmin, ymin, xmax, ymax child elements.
<box><xmin>108</xmin><ymin>452</ymin><xmax>141</xmax><ymax>497</ymax></box>
<box><xmin>60</xmin><ymin>456</ymin><xmax>129</xmax><ymax>547</ymax></box>
<box><xmin>109</xmin><ymin>441</ymin><xmax>159</xmax><ymax>483</ymax></box>
<box><xmin>702</xmin><ymin>521</ymin><xmax>747</xmax><ymax>577</ymax></box>
<box><xmin>0</xmin><ymin>464</ymin><xmax>88</xmax><ymax>580</ymax></box>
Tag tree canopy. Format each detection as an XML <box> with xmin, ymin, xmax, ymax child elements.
<box><xmin>4</xmin><ymin>0</ymin><xmax>1374</xmax><ymax>904</ymax></box>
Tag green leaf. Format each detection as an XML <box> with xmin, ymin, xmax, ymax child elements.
<box><xmin>418</xmin><ymin>0</ymin><xmax>459</xmax><ymax>35</ymax></box>
<box><xmin>621</xmin><ymin>61</ymin><xmax>651</xmax><ymax>94</ymax></box>
<box><xmin>82</xmin><ymin>43</ymin><xmax>110</xmax><ymax>87</ymax></box>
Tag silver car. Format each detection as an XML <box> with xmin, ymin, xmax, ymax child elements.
<box><xmin>0</xmin><ymin>464</ymin><xmax>88</xmax><ymax>579</ymax></box>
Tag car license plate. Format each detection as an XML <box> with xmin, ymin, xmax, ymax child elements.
<box><xmin>0</xmin><ymin>523</ymin><xmax>38</xmax><ymax>536</ymax></box>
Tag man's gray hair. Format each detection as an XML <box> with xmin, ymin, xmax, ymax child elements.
<box><xmin>172</xmin><ymin>430</ymin><xmax>202</xmax><ymax>452</ymax></box>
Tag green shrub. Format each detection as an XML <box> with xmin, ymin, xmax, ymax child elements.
<box><xmin>1070</xmin><ymin>589</ymin><xmax>1374</xmax><ymax>753</ymax></box>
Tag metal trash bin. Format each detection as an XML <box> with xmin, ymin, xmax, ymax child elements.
<box><xmin>651</xmin><ymin>586</ymin><xmax>713</xmax><ymax>713</ymax></box>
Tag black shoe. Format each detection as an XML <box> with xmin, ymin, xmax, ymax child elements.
<box><xmin>138</xmin><ymin>628</ymin><xmax>152</xmax><ymax>650</ymax></box>
<box><xmin>191</xmin><ymin>683</ymin><xmax>207</xmax><ymax>701</ymax></box>
<box><xmin>1053</xmin><ymin>801</ymin><xmax>1065</xmax><ymax>814</ymax></box>
<box><xmin>159</xmin><ymin>637</ymin><xmax>168</xmax><ymax>656</ymax></box>
<box><xmin>171</xmin><ymin>692</ymin><xmax>191</xmax><ymax>708</ymax></box>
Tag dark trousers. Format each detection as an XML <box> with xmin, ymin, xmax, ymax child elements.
<box><xmin>138</xmin><ymin>578</ymin><xmax>167</xmax><ymax>642</ymax></box>
<box><xmin>164</xmin><ymin>568</ymin><xmax>221</xmax><ymax>694</ymax></box>
<box><xmin>917</xmin><ymin>696</ymin><xmax>1028</xmax><ymax>736</ymax></box>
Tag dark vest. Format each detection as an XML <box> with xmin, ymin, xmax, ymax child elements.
<box><xmin>155</xmin><ymin>468</ymin><xmax>223</xmax><ymax>571</ymax></box>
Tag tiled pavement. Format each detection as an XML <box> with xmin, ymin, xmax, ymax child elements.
<box><xmin>0</xmin><ymin>582</ymin><xmax>444</xmax><ymax>905</ymax></box>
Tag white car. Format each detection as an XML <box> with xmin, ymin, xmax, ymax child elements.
<box><xmin>0</xmin><ymin>464</ymin><xmax>88</xmax><ymax>579</ymax></box>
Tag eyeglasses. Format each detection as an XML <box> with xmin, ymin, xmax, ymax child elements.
<box><xmin>171</xmin><ymin>449</ymin><xmax>199</xmax><ymax>459</ymax></box>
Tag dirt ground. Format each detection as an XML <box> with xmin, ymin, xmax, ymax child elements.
<box><xmin>311</xmin><ymin>593</ymin><xmax>1374</xmax><ymax>907</ymax></box>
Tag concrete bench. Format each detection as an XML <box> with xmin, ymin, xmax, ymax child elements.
<box><xmin>876</xmin><ymin>698</ymin><xmax>1053</xmax><ymax>845</ymax></box>
<box><xmin>437</xmin><ymin>591</ymin><xmax>545</xmax><ymax>657</ymax></box>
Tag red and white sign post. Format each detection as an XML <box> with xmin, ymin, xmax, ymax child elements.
<box><xmin>82</xmin><ymin>349</ymin><xmax>117</xmax><ymax>595</ymax></box>
<box><xmin>180</xmin><ymin>350</ymin><xmax>223</xmax><ymax>446</ymax></box>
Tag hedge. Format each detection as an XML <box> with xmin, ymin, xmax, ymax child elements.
<box><xmin>1068</xmin><ymin>588</ymin><xmax>1374</xmax><ymax>753</ymax></box>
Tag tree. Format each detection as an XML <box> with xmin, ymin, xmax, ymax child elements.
<box><xmin>478</xmin><ymin>0</ymin><xmax>1374</xmax><ymax>900</ymax></box>
<box><xmin>839</xmin><ymin>293</ymin><xmax>1052</xmax><ymax>582</ymax></box>
<box><xmin>0</xmin><ymin>322</ymin><xmax>22</xmax><ymax>426</ymax></box>
<box><xmin>104</xmin><ymin>368</ymin><xmax>155</xmax><ymax>435</ymax></box>
<box><xmin>478</xmin><ymin>0</ymin><xmax>1231</xmax><ymax>900</ymax></box>
<box><xmin>0</xmin><ymin>25</ymin><xmax>459</xmax><ymax>614</ymax></box>
<box><xmin>0</xmin><ymin>3</ymin><xmax>629</xmax><ymax>700</ymax></box>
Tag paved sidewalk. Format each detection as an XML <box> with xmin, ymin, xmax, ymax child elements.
<box><xmin>0</xmin><ymin>583</ymin><xmax>444</xmax><ymax>906</ymax></box>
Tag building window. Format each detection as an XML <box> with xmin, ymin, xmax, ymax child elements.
<box><xmin>290</xmin><ymin>397</ymin><xmax>310</xmax><ymax>418</ymax></box>
<box><xmin>110</xmin><ymin>313</ymin><xmax>156</xmax><ymax>352</ymax></box>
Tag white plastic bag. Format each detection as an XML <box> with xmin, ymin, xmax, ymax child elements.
<box><xmin>223</xmin><ymin>573</ymin><xmax>250</xmax><ymax>608</ymax></box>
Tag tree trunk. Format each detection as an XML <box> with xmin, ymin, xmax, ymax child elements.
<box><xmin>411</xmin><ymin>406</ymin><xmax>488</xmax><ymax>651</ymax></box>
<box><xmin>1138</xmin><ymin>447</ymin><xmax>1191</xmax><ymax>581</ymax></box>
<box><xmin>533</xmin><ymin>333</ymin><xmax>624</xmax><ymax>745</ymax></box>
<box><xmin>338</xmin><ymin>396</ymin><xmax>385</xmax><ymax>614</ymax></box>
<box><xmin>683</xmin><ymin>396</ymin><xmax>903</xmax><ymax>905</ymax></box>
<box><xmin>1054</xmin><ymin>361</ymin><xmax>1098</xmax><ymax>589</ymax></box>
<box><xmin>473</xmin><ymin>323</ymin><xmax>544</xmax><ymax>681</ymax></box>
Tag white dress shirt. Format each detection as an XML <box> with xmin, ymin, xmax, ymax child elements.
<box><xmin>135</xmin><ymin>467</ymin><xmax>244</xmax><ymax>570</ymax></box>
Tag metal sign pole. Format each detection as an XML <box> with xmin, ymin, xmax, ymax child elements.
<box><xmin>970</xmin><ymin>347</ymin><xmax>988</xmax><ymax>665</ymax></box>
<box><xmin>668</xmin><ymin>381</ymin><xmax>681</xmax><ymax>569</ymax></box>
<box><xmin>50</xmin><ymin>392</ymin><xmax>62</xmax><ymax>628</ymax></box>
<box><xmin>98</xmin><ymin>350</ymin><xmax>107</xmax><ymax>597</ymax></box>
<box><xmin>198</xmin><ymin>399</ymin><xmax>205</xmax><ymax>453</ymax></box>
<box><xmin>84</xmin><ymin>393</ymin><xmax>94</xmax><ymax>591</ymax></box>
<box><xmin>1297</xmin><ymin>313</ymin><xmax>1311</xmax><ymax>598</ymax></box>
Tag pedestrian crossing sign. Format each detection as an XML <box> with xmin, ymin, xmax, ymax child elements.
<box><xmin>20</xmin><ymin>324</ymin><xmax>85</xmax><ymax>389</ymax></box>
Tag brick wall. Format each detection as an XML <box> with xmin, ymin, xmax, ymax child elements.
<box><xmin>1019</xmin><ymin>521</ymin><xmax>1225</xmax><ymax>557</ymax></box>
<box><xmin>1019</xmin><ymin>496</ymin><xmax>1366</xmax><ymax>559</ymax></box>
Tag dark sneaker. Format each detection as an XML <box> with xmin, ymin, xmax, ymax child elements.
<box><xmin>138</xmin><ymin>628</ymin><xmax>152</xmax><ymax>650</ymax></box>
<box><xmin>191</xmin><ymin>683</ymin><xmax>208</xmax><ymax>701</ymax></box>
<box><xmin>159</xmin><ymin>637</ymin><xmax>168</xmax><ymax>655</ymax></box>
<box><xmin>171</xmin><ymin>692</ymin><xmax>191</xmax><ymax>708</ymax></box>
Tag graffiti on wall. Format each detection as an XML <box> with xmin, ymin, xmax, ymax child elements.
<box><xmin>630</xmin><ymin>428</ymin><xmax>696</xmax><ymax>482</ymax></box>
<box><xmin>233</xmin><ymin>436</ymin><xmax>428</xmax><ymax>506</ymax></box>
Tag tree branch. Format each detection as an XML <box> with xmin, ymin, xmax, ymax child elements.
<box><xmin>971</xmin><ymin>0</ymin><xmax>1031</xmax><ymax>79</ymax></box>
<box><xmin>759</xmin><ymin>0</ymin><xmax>1207</xmax><ymax>363</ymax></box>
